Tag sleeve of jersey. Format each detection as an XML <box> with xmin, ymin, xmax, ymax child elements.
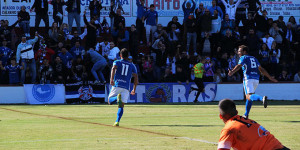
<box><xmin>238</xmin><ymin>56</ymin><xmax>244</xmax><ymax>65</ymax></box>
<box><xmin>218</xmin><ymin>129</ymin><xmax>233</xmax><ymax>150</ymax></box>
<box><xmin>255</xmin><ymin>58</ymin><xmax>261</xmax><ymax>67</ymax></box>
<box><xmin>132</xmin><ymin>64</ymin><xmax>137</xmax><ymax>74</ymax></box>
<box><xmin>113</xmin><ymin>60</ymin><xmax>118</xmax><ymax>66</ymax></box>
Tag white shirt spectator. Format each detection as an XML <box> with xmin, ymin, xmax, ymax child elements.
<box><xmin>221</xmin><ymin>0</ymin><xmax>241</xmax><ymax>20</ymax></box>
<box><xmin>95</xmin><ymin>42</ymin><xmax>110</xmax><ymax>56</ymax></box>
<box><xmin>294</xmin><ymin>72</ymin><xmax>300</xmax><ymax>82</ymax></box>
<box><xmin>108</xmin><ymin>47</ymin><xmax>120</xmax><ymax>60</ymax></box>
<box><xmin>262</xmin><ymin>37</ymin><xmax>274</xmax><ymax>50</ymax></box>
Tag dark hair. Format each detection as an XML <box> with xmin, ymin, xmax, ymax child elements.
<box><xmin>120</xmin><ymin>48</ymin><xmax>129</xmax><ymax>58</ymax></box>
<box><xmin>150</xmin><ymin>4</ymin><xmax>155</xmax><ymax>7</ymax></box>
<box><xmin>219</xmin><ymin>99</ymin><xmax>238</xmax><ymax>117</ymax></box>
<box><xmin>239</xmin><ymin>45</ymin><xmax>249</xmax><ymax>53</ymax></box>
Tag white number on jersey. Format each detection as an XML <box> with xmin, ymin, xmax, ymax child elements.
<box><xmin>250</xmin><ymin>58</ymin><xmax>257</xmax><ymax>68</ymax></box>
<box><xmin>121</xmin><ymin>64</ymin><xmax>129</xmax><ymax>76</ymax></box>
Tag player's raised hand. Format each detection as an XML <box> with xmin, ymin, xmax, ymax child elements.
<box><xmin>130</xmin><ymin>90</ymin><xmax>135</xmax><ymax>95</ymax></box>
<box><xmin>110</xmin><ymin>80</ymin><xmax>115</xmax><ymax>86</ymax></box>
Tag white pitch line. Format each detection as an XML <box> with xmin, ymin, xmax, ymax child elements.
<box><xmin>0</xmin><ymin>137</ymin><xmax>217</xmax><ymax>145</ymax></box>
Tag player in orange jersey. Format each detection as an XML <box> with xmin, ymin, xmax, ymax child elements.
<box><xmin>217</xmin><ymin>99</ymin><xmax>289</xmax><ymax>150</ymax></box>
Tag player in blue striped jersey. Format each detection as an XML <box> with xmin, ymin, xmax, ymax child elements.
<box><xmin>228</xmin><ymin>45</ymin><xmax>277</xmax><ymax>118</ymax></box>
<box><xmin>108</xmin><ymin>48</ymin><xmax>138</xmax><ymax>126</ymax></box>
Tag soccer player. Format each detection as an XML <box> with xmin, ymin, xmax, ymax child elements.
<box><xmin>218</xmin><ymin>99</ymin><xmax>289</xmax><ymax>150</ymax></box>
<box><xmin>108</xmin><ymin>48</ymin><xmax>138</xmax><ymax>126</ymax></box>
<box><xmin>228</xmin><ymin>45</ymin><xmax>277</xmax><ymax>118</ymax></box>
<box><xmin>190</xmin><ymin>57</ymin><xmax>206</xmax><ymax>103</ymax></box>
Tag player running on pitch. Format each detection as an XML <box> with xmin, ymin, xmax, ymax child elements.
<box><xmin>228</xmin><ymin>45</ymin><xmax>277</xmax><ymax>118</ymax></box>
<box><xmin>108</xmin><ymin>48</ymin><xmax>138</xmax><ymax>126</ymax></box>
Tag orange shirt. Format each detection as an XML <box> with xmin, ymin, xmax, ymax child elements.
<box><xmin>218</xmin><ymin>115</ymin><xmax>283</xmax><ymax>150</ymax></box>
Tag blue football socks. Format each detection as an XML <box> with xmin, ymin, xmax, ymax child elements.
<box><xmin>250</xmin><ymin>94</ymin><xmax>263</xmax><ymax>101</ymax></box>
<box><xmin>244</xmin><ymin>100</ymin><xmax>253</xmax><ymax>117</ymax></box>
<box><xmin>116</xmin><ymin>107</ymin><xmax>124</xmax><ymax>122</ymax></box>
<box><xmin>109</xmin><ymin>96</ymin><xmax>118</xmax><ymax>104</ymax></box>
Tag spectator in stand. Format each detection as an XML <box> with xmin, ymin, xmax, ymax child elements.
<box><xmin>186</xmin><ymin>13</ymin><xmax>197</xmax><ymax>56</ymax></box>
<box><xmin>221</xmin><ymin>14</ymin><xmax>235</xmax><ymax>36</ymax></box>
<box><xmin>209</xmin><ymin>0</ymin><xmax>223</xmax><ymax>19</ymax></box>
<box><xmin>152</xmin><ymin>40</ymin><xmax>167</xmax><ymax>82</ymax></box>
<box><xmin>221</xmin><ymin>0</ymin><xmax>241</xmax><ymax>20</ymax></box>
<box><xmin>107</xmin><ymin>42</ymin><xmax>120</xmax><ymax>66</ymax></box>
<box><xmin>214</xmin><ymin>68</ymin><xmax>226</xmax><ymax>83</ymax></box>
<box><xmin>70</xmin><ymin>41</ymin><xmax>85</xmax><ymax>59</ymax></box>
<box><xmin>276</xmin><ymin>16</ymin><xmax>287</xmax><ymax>34</ymax></box>
<box><xmin>241</xmin><ymin>12</ymin><xmax>255</xmax><ymax>35</ymax></box>
<box><xmin>83</xmin><ymin>11</ymin><xmax>100</xmax><ymax>49</ymax></box>
<box><xmin>254</xmin><ymin>9</ymin><xmax>268</xmax><ymax>38</ymax></box>
<box><xmin>227</xmin><ymin>52</ymin><xmax>240</xmax><ymax>82</ymax></box>
<box><xmin>269</xmin><ymin>41</ymin><xmax>281</xmax><ymax>76</ymax></box>
<box><xmin>269</xmin><ymin>22</ymin><xmax>283</xmax><ymax>45</ymax></box>
<box><xmin>288</xmin><ymin>16</ymin><xmax>297</xmax><ymax>30</ymax></box>
<box><xmin>142</xmin><ymin>55</ymin><xmax>154</xmax><ymax>82</ymax></box>
<box><xmin>89</xmin><ymin>0</ymin><xmax>102</xmax><ymax>20</ymax></box>
<box><xmin>200</xmin><ymin>9</ymin><xmax>214</xmax><ymax>38</ymax></box>
<box><xmin>95</xmin><ymin>38</ymin><xmax>110</xmax><ymax>56</ymax></box>
<box><xmin>0</xmin><ymin>19</ymin><xmax>19</xmax><ymax>48</ymax></box>
<box><xmin>110</xmin><ymin>2</ymin><xmax>125</xmax><ymax>31</ymax></box>
<box><xmin>175</xmin><ymin>51</ymin><xmax>190</xmax><ymax>84</ymax></box>
<box><xmin>211</xmin><ymin>10</ymin><xmax>222</xmax><ymax>34</ymax></box>
<box><xmin>242</xmin><ymin>28</ymin><xmax>259</xmax><ymax>57</ymax></box>
<box><xmin>129</xmin><ymin>24</ymin><xmax>139</xmax><ymax>61</ymax></box>
<box><xmin>162</xmin><ymin>67</ymin><xmax>174</xmax><ymax>82</ymax></box>
<box><xmin>112</xmin><ymin>22</ymin><xmax>129</xmax><ymax>50</ymax></box>
<box><xmin>50</xmin><ymin>0</ymin><xmax>65</xmax><ymax>27</ymax></box>
<box><xmin>175</xmin><ymin>65</ymin><xmax>189</xmax><ymax>84</ymax></box>
<box><xmin>59</xmin><ymin>23</ymin><xmax>70</xmax><ymax>41</ymax></box>
<box><xmin>195</xmin><ymin>3</ymin><xmax>205</xmax><ymax>20</ymax></box>
<box><xmin>0</xmin><ymin>40</ymin><xmax>13</xmax><ymax>66</ymax></box>
<box><xmin>30</xmin><ymin>0</ymin><xmax>49</xmax><ymax>33</ymax></box>
<box><xmin>72</xmin><ymin>56</ymin><xmax>87</xmax><ymax>83</ymax></box>
<box><xmin>58</xmin><ymin>46</ymin><xmax>73</xmax><ymax>67</ymax></box>
<box><xmin>166</xmin><ymin>16</ymin><xmax>182</xmax><ymax>33</ymax></box>
<box><xmin>52</xmin><ymin>56</ymin><xmax>66</xmax><ymax>83</ymax></box>
<box><xmin>136</xmin><ymin>0</ymin><xmax>147</xmax><ymax>44</ymax></box>
<box><xmin>235</xmin><ymin>0</ymin><xmax>248</xmax><ymax>27</ymax></box>
<box><xmin>18</xmin><ymin>6</ymin><xmax>30</xmax><ymax>36</ymax></box>
<box><xmin>34</xmin><ymin>43</ymin><xmax>55</xmax><ymax>65</ymax></box>
<box><xmin>68</xmin><ymin>27</ymin><xmax>87</xmax><ymax>47</ymax></box>
<box><xmin>204</xmin><ymin>57</ymin><xmax>214</xmax><ymax>82</ymax></box>
<box><xmin>153</xmin><ymin>24</ymin><xmax>168</xmax><ymax>42</ymax></box>
<box><xmin>278</xmin><ymin>70</ymin><xmax>292</xmax><ymax>81</ymax></box>
<box><xmin>220</xmin><ymin>30</ymin><xmax>236</xmax><ymax>54</ymax></box>
<box><xmin>48</xmin><ymin>22</ymin><xmax>59</xmax><ymax>46</ymax></box>
<box><xmin>87</xmin><ymin>47</ymin><xmax>107</xmax><ymax>84</ymax></box>
<box><xmin>294</xmin><ymin>70</ymin><xmax>300</xmax><ymax>82</ymax></box>
<box><xmin>247</xmin><ymin>0</ymin><xmax>261</xmax><ymax>15</ymax></box>
<box><xmin>261</xmin><ymin>33</ymin><xmax>274</xmax><ymax>50</ymax></box>
<box><xmin>258</xmin><ymin>43</ymin><xmax>270</xmax><ymax>69</ymax></box>
<box><xmin>144</xmin><ymin>4</ymin><xmax>158</xmax><ymax>45</ymax></box>
<box><xmin>182</xmin><ymin>0</ymin><xmax>196</xmax><ymax>44</ymax></box>
<box><xmin>66</xmin><ymin>0</ymin><xmax>81</xmax><ymax>34</ymax></box>
<box><xmin>39</xmin><ymin>59</ymin><xmax>53</xmax><ymax>84</ymax></box>
<box><xmin>0</xmin><ymin>59</ymin><xmax>23</xmax><ymax>84</ymax></box>
<box><xmin>201</xmin><ymin>32</ymin><xmax>213</xmax><ymax>56</ymax></box>
<box><xmin>168</xmin><ymin>24</ymin><xmax>181</xmax><ymax>56</ymax></box>
<box><xmin>16</xmin><ymin>33</ymin><xmax>38</xmax><ymax>84</ymax></box>
<box><xmin>285</xmin><ymin>22</ymin><xmax>297</xmax><ymax>51</ymax></box>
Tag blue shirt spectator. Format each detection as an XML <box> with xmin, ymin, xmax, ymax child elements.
<box><xmin>70</xmin><ymin>41</ymin><xmax>85</xmax><ymax>58</ymax></box>
<box><xmin>145</xmin><ymin>8</ymin><xmax>158</xmax><ymax>26</ymax></box>
<box><xmin>209</xmin><ymin>0</ymin><xmax>223</xmax><ymax>19</ymax></box>
<box><xmin>0</xmin><ymin>43</ymin><xmax>13</xmax><ymax>66</ymax></box>
<box><xmin>58</xmin><ymin>47</ymin><xmax>73</xmax><ymax>67</ymax></box>
<box><xmin>182</xmin><ymin>0</ymin><xmax>196</xmax><ymax>22</ymax></box>
<box><xmin>136</xmin><ymin>0</ymin><xmax>146</xmax><ymax>19</ymax></box>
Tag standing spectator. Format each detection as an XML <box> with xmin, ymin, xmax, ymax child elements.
<box><xmin>0</xmin><ymin>40</ymin><xmax>13</xmax><ymax>66</ymax></box>
<box><xmin>83</xmin><ymin>11</ymin><xmax>100</xmax><ymax>49</ymax></box>
<box><xmin>95</xmin><ymin>38</ymin><xmax>110</xmax><ymax>56</ymax></box>
<box><xmin>242</xmin><ymin>28</ymin><xmax>259</xmax><ymax>57</ymax></box>
<box><xmin>18</xmin><ymin>6</ymin><xmax>30</xmax><ymax>36</ymax></box>
<box><xmin>152</xmin><ymin>40</ymin><xmax>167</xmax><ymax>82</ymax></box>
<box><xmin>39</xmin><ymin>59</ymin><xmax>53</xmax><ymax>84</ymax></box>
<box><xmin>113</xmin><ymin>22</ymin><xmax>129</xmax><ymax>50</ymax></box>
<box><xmin>261</xmin><ymin>33</ymin><xmax>274</xmax><ymax>50</ymax></box>
<box><xmin>175</xmin><ymin>51</ymin><xmax>190</xmax><ymax>84</ymax></box>
<box><xmin>110</xmin><ymin>3</ymin><xmax>125</xmax><ymax>31</ymax></box>
<box><xmin>186</xmin><ymin>13</ymin><xmax>197</xmax><ymax>56</ymax></box>
<box><xmin>235</xmin><ymin>0</ymin><xmax>248</xmax><ymax>26</ymax></box>
<box><xmin>67</xmin><ymin>27</ymin><xmax>87</xmax><ymax>47</ymax></box>
<box><xmin>241</xmin><ymin>12</ymin><xmax>255</xmax><ymax>35</ymax></box>
<box><xmin>16</xmin><ymin>33</ymin><xmax>39</xmax><ymax>84</ymax></box>
<box><xmin>136</xmin><ymin>0</ymin><xmax>147</xmax><ymax>44</ymax></box>
<box><xmin>58</xmin><ymin>46</ymin><xmax>73</xmax><ymax>67</ymax></box>
<box><xmin>48</xmin><ymin>22</ymin><xmax>59</xmax><ymax>46</ymax></box>
<box><xmin>211</xmin><ymin>10</ymin><xmax>222</xmax><ymax>34</ymax></box>
<box><xmin>285</xmin><ymin>22</ymin><xmax>297</xmax><ymax>51</ymax></box>
<box><xmin>258</xmin><ymin>43</ymin><xmax>270</xmax><ymax>69</ymax></box>
<box><xmin>71</xmin><ymin>56</ymin><xmax>87</xmax><ymax>83</ymax></box>
<box><xmin>254</xmin><ymin>9</ymin><xmax>268</xmax><ymax>38</ymax></box>
<box><xmin>269</xmin><ymin>22</ymin><xmax>284</xmax><ymax>44</ymax></box>
<box><xmin>166</xmin><ymin>16</ymin><xmax>182</xmax><ymax>33</ymax></box>
<box><xmin>221</xmin><ymin>0</ymin><xmax>241</xmax><ymax>20</ymax></box>
<box><xmin>0</xmin><ymin>20</ymin><xmax>19</xmax><ymax>48</ymax></box>
<box><xmin>294</xmin><ymin>70</ymin><xmax>300</xmax><ymax>82</ymax></box>
<box><xmin>168</xmin><ymin>24</ymin><xmax>181</xmax><ymax>56</ymax></box>
<box><xmin>70</xmin><ymin>41</ymin><xmax>85</xmax><ymax>58</ymax></box>
<box><xmin>52</xmin><ymin>56</ymin><xmax>66</xmax><ymax>83</ymax></box>
<box><xmin>200</xmin><ymin>9</ymin><xmax>214</xmax><ymax>38</ymax></box>
<box><xmin>276</xmin><ymin>16</ymin><xmax>287</xmax><ymax>35</ymax></box>
<box><xmin>288</xmin><ymin>16</ymin><xmax>297</xmax><ymax>30</ymax></box>
<box><xmin>50</xmin><ymin>0</ymin><xmax>65</xmax><ymax>27</ymax></box>
<box><xmin>0</xmin><ymin>59</ymin><xmax>23</xmax><ymax>84</ymax></box>
<box><xmin>182</xmin><ymin>0</ymin><xmax>196</xmax><ymax>45</ymax></box>
<box><xmin>144</xmin><ymin>4</ymin><xmax>158</xmax><ymax>45</ymax></box>
<box><xmin>209</xmin><ymin>0</ymin><xmax>223</xmax><ymax>19</ymax></box>
<box><xmin>87</xmin><ymin>47</ymin><xmax>107</xmax><ymax>84</ymax></box>
<box><xmin>89</xmin><ymin>0</ymin><xmax>102</xmax><ymax>20</ymax></box>
<box><xmin>269</xmin><ymin>41</ymin><xmax>281</xmax><ymax>76</ymax></box>
<box><xmin>220</xmin><ymin>30</ymin><xmax>236</xmax><ymax>54</ymax></box>
<box><xmin>108</xmin><ymin>42</ymin><xmax>120</xmax><ymax>65</ymax></box>
<box><xmin>66</xmin><ymin>0</ymin><xmax>81</xmax><ymax>34</ymax></box>
<box><xmin>153</xmin><ymin>24</ymin><xmax>168</xmax><ymax>42</ymax></box>
<box><xmin>142</xmin><ymin>55</ymin><xmax>154</xmax><ymax>82</ymax></box>
<box><xmin>204</xmin><ymin>57</ymin><xmax>214</xmax><ymax>82</ymax></box>
<box><xmin>30</xmin><ymin>0</ymin><xmax>49</xmax><ymax>33</ymax></box>
<box><xmin>221</xmin><ymin>14</ymin><xmax>235</xmax><ymax>36</ymax></box>
<box><xmin>129</xmin><ymin>24</ymin><xmax>139</xmax><ymax>61</ymax></box>
<box><xmin>195</xmin><ymin>3</ymin><xmax>205</xmax><ymax>20</ymax></box>
<box><xmin>247</xmin><ymin>0</ymin><xmax>261</xmax><ymax>15</ymax></box>
<box><xmin>34</xmin><ymin>44</ymin><xmax>55</xmax><ymax>65</ymax></box>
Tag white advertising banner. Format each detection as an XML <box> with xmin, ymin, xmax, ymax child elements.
<box><xmin>24</xmin><ymin>84</ymin><xmax>65</xmax><ymax>104</ymax></box>
<box><xmin>0</xmin><ymin>0</ymin><xmax>299</xmax><ymax>27</ymax></box>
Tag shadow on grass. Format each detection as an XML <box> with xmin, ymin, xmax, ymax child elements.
<box><xmin>283</xmin><ymin>121</ymin><xmax>300</xmax><ymax>123</ymax></box>
<box><xmin>139</xmin><ymin>124</ymin><xmax>223</xmax><ymax>127</ymax></box>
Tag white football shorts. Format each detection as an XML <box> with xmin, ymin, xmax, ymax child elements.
<box><xmin>243</xmin><ymin>79</ymin><xmax>259</xmax><ymax>95</ymax></box>
<box><xmin>108</xmin><ymin>86</ymin><xmax>130</xmax><ymax>103</ymax></box>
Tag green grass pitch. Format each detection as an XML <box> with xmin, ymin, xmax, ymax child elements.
<box><xmin>0</xmin><ymin>101</ymin><xmax>300</xmax><ymax>150</ymax></box>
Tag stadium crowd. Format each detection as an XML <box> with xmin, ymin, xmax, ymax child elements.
<box><xmin>0</xmin><ymin>0</ymin><xmax>300</xmax><ymax>85</ymax></box>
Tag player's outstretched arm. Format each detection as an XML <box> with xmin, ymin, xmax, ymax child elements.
<box><xmin>258</xmin><ymin>66</ymin><xmax>278</xmax><ymax>82</ymax></box>
<box><xmin>228</xmin><ymin>64</ymin><xmax>242</xmax><ymax>76</ymax></box>
<box><xmin>131</xmin><ymin>73</ymin><xmax>139</xmax><ymax>95</ymax></box>
<box><xmin>110</xmin><ymin>65</ymin><xmax>117</xmax><ymax>86</ymax></box>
